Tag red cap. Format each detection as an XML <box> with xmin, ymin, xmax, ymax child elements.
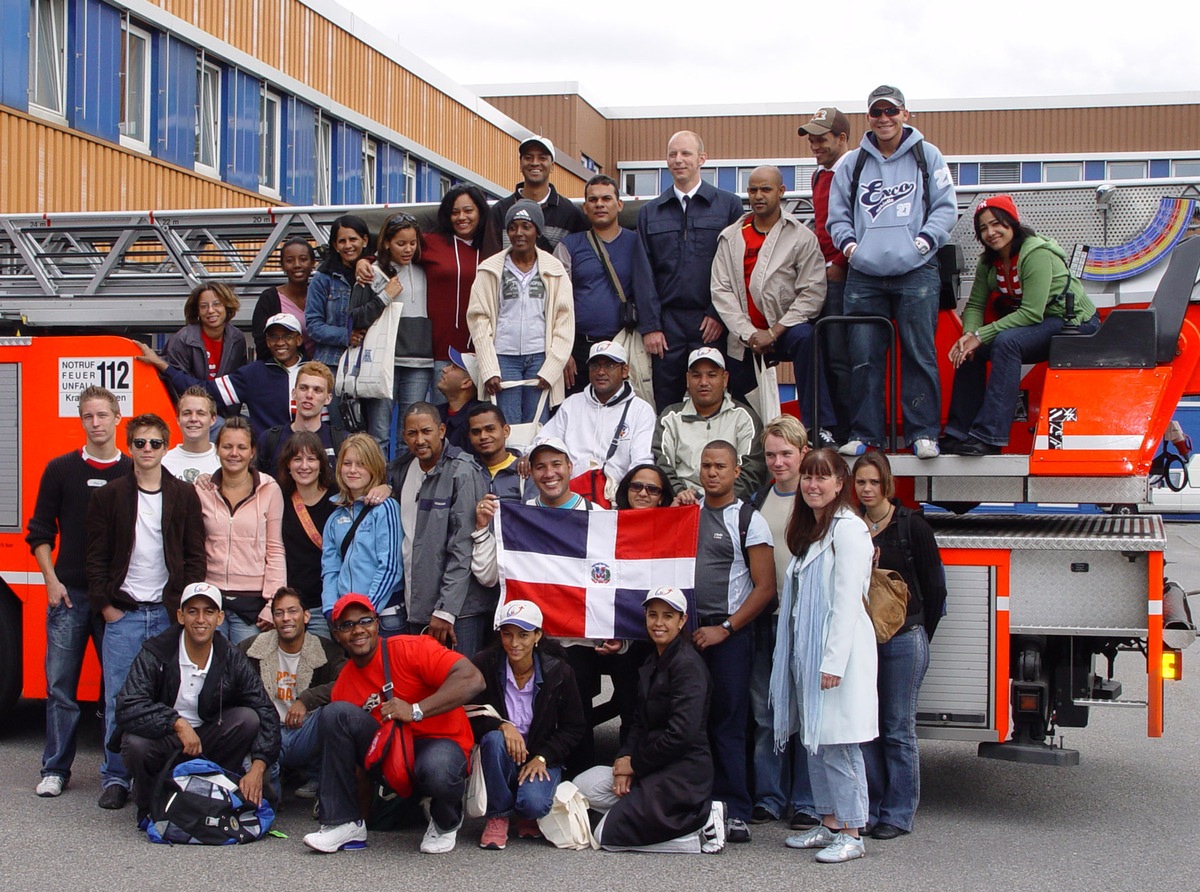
<box><xmin>974</xmin><ymin>195</ymin><xmax>1019</xmax><ymax>223</ymax></box>
<box><xmin>331</xmin><ymin>592</ymin><xmax>375</xmax><ymax>623</ymax></box>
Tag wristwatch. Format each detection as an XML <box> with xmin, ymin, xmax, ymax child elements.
<box><xmin>720</xmin><ymin>619</ymin><xmax>735</xmax><ymax>634</ymax></box>
<box><xmin>411</xmin><ymin>701</ymin><xmax>424</xmax><ymax>722</ymax></box>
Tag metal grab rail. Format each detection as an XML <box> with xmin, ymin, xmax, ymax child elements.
<box><xmin>810</xmin><ymin>314</ymin><xmax>902</xmax><ymax>454</ymax></box>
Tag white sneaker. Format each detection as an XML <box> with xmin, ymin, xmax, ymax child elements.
<box><xmin>420</xmin><ymin>818</ymin><xmax>459</xmax><ymax>854</ymax></box>
<box><xmin>36</xmin><ymin>776</ymin><xmax>65</xmax><ymax>797</ymax></box>
<box><xmin>913</xmin><ymin>438</ymin><xmax>940</xmax><ymax>459</ymax></box>
<box><xmin>303</xmin><ymin>820</ymin><xmax>367</xmax><ymax>853</ymax></box>
<box><xmin>815</xmin><ymin>830</ymin><xmax>866</xmax><ymax>863</ymax></box>
<box><xmin>838</xmin><ymin>440</ymin><xmax>868</xmax><ymax>456</ymax></box>
<box><xmin>785</xmin><ymin>824</ymin><xmax>836</xmax><ymax>849</ymax></box>
<box><xmin>701</xmin><ymin>800</ymin><xmax>727</xmax><ymax>853</ymax></box>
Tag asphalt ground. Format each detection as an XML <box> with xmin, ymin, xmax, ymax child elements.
<box><xmin>3</xmin><ymin>527</ymin><xmax>1199</xmax><ymax>892</ymax></box>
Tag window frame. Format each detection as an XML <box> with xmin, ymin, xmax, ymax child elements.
<box><xmin>194</xmin><ymin>56</ymin><xmax>221</xmax><ymax>178</ymax></box>
<box><xmin>28</xmin><ymin>0</ymin><xmax>68</xmax><ymax>121</ymax></box>
<box><xmin>1043</xmin><ymin>162</ymin><xmax>1083</xmax><ymax>184</ymax></box>
<box><xmin>362</xmin><ymin>138</ymin><xmax>378</xmax><ymax>204</ymax></box>
<box><xmin>118</xmin><ymin>19</ymin><xmax>153</xmax><ymax>153</ymax></box>
<box><xmin>313</xmin><ymin>113</ymin><xmax>332</xmax><ymax>204</ymax></box>
<box><xmin>1106</xmin><ymin>160</ymin><xmax>1147</xmax><ymax>181</ymax></box>
<box><xmin>402</xmin><ymin>154</ymin><xmax>416</xmax><ymax>203</ymax></box>
<box><xmin>622</xmin><ymin>168</ymin><xmax>658</xmax><ymax>197</ymax></box>
<box><xmin>257</xmin><ymin>86</ymin><xmax>281</xmax><ymax>198</ymax></box>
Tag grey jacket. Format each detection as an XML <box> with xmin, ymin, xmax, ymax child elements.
<box><xmin>388</xmin><ymin>444</ymin><xmax>492</xmax><ymax>624</ymax></box>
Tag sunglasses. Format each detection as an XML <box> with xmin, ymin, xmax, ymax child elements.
<box><xmin>131</xmin><ymin>438</ymin><xmax>165</xmax><ymax>450</ymax></box>
<box><xmin>628</xmin><ymin>481</ymin><xmax>663</xmax><ymax>496</ymax></box>
<box><xmin>869</xmin><ymin>106</ymin><xmax>902</xmax><ymax>119</ymax></box>
<box><xmin>334</xmin><ymin>615</ymin><xmax>378</xmax><ymax>633</ymax></box>
<box><xmin>388</xmin><ymin>213</ymin><xmax>418</xmax><ymax>226</ymax></box>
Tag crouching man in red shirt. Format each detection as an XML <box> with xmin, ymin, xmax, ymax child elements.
<box><xmin>304</xmin><ymin>593</ymin><xmax>485</xmax><ymax>855</ymax></box>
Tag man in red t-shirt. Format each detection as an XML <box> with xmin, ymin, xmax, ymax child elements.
<box><xmin>303</xmin><ymin>594</ymin><xmax>485</xmax><ymax>855</ymax></box>
<box><xmin>799</xmin><ymin>107</ymin><xmax>854</xmax><ymax>441</ymax></box>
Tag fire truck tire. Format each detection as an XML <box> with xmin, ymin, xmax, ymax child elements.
<box><xmin>0</xmin><ymin>593</ymin><xmax>21</xmax><ymax>724</ymax></box>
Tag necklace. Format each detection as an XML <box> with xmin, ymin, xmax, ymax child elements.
<box><xmin>866</xmin><ymin>503</ymin><xmax>894</xmax><ymax>532</ymax></box>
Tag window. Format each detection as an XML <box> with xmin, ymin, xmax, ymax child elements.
<box><xmin>736</xmin><ymin>167</ymin><xmax>757</xmax><ymax>192</ymax></box>
<box><xmin>313</xmin><ymin>115</ymin><xmax>331</xmax><ymax>203</ymax></box>
<box><xmin>439</xmin><ymin>175</ymin><xmax>451</xmax><ymax>199</ymax></box>
<box><xmin>699</xmin><ymin>168</ymin><xmax>717</xmax><ymax>187</ymax></box>
<box><xmin>581</xmin><ymin>153</ymin><xmax>600</xmax><ymax>174</ymax></box>
<box><xmin>1107</xmin><ymin>160</ymin><xmax>1147</xmax><ymax>180</ymax></box>
<box><xmin>119</xmin><ymin>20</ymin><xmax>152</xmax><ymax>151</ymax></box>
<box><xmin>980</xmin><ymin>162</ymin><xmax>1020</xmax><ymax>185</ymax></box>
<box><xmin>194</xmin><ymin>58</ymin><xmax>221</xmax><ymax>177</ymax></box>
<box><xmin>29</xmin><ymin>0</ymin><xmax>67</xmax><ymax>118</ymax></box>
<box><xmin>1173</xmin><ymin>160</ymin><xmax>1200</xmax><ymax>178</ymax></box>
<box><xmin>402</xmin><ymin>155</ymin><xmax>416</xmax><ymax>203</ymax></box>
<box><xmin>362</xmin><ymin>139</ymin><xmax>377</xmax><ymax>204</ymax></box>
<box><xmin>1043</xmin><ymin>162</ymin><xmax>1082</xmax><ymax>183</ymax></box>
<box><xmin>258</xmin><ymin>88</ymin><xmax>281</xmax><ymax>195</ymax></box>
<box><xmin>622</xmin><ymin>169</ymin><xmax>658</xmax><ymax>197</ymax></box>
<box><xmin>794</xmin><ymin>164</ymin><xmax>816</xmax><ymax>191</ymax></box>
<box><xmin>945</xmin><ymin>162</ymin><xmax>960</xmax><ymax>186</ymax></box>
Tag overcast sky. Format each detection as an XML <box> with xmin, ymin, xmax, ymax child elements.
<box><xmin>340</xmin><ymin>0</ymin><xmax>1199</xmax><ymax>108</ymax></box>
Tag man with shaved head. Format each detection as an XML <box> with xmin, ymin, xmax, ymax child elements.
<box><xmin>634</xmin><ymin>130</ymin><xmax>744</xmax><ymax>411</ymax></box>
<box><xmin>711</xmin><ymin>165</ymin><xmax>835</xmax><ymax>446</ymax></box>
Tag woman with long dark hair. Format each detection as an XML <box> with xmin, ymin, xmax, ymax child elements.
<box><xmin>276</xmin><ymin>430</ymin><xmax>337</xmax><ymax>638</ymax></box>
<box><xmin>613</xmin><ymin>463</ymin><xmax>675</xmax><ymax>509</ymax></box>
<box><xmin>306</xmin><ymin>215</ymin><xmax>372</xmax><ymax>372</ymax></box>
<box><xmin>771</xmin><ymin>448</ymin><xmax>876</xmax><ymax>863</ymax></box>
<box><xmin>942</xmin><ymin>195</ymin><xmax>1099</xmax><ymax>455</ymax></box>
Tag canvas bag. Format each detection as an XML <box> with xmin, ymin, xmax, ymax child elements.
<box><xmin>493</xmin><ymin>379</ymin><xmax>549</xmax><ymax>451</ymax></box>
<box><xmin>146</xmin><ymin>757</ymin><xmax>275</xmax><ymax>845</ymax></box>
<box><xmin>537</xmin><ymin>780</ymin><xmax>599</xmax><ymax>850</ymax></box>
<box><xmin>745</xmin><ymin>354</ymin><xmax>781</xmax><ymax>423</ymax></box>
<box><xmin>462</xmin><ymin>703</ymin><xmax>502</xmax><ymax>819</ymax></box>
<box><xmin>335</xmin><ymin>302</ymin><xmax>401</xmax><ymax>402</ymax></box>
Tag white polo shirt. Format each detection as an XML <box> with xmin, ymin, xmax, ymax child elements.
<box><xmin>174</xmin><ymin>633</ymin><xmax>213</xmax><ymax>728</ymax></box>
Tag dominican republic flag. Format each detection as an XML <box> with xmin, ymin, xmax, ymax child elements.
<box><xmin>494</xmin><ymin>502</ymin><xmax>700</xmax><ymax>639</ymax></box>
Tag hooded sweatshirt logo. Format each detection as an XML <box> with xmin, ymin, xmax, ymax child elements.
<box><xmin>859</xmin><ymin>178</ymin><xmax>916</xmax><ymax>220</ymax></box>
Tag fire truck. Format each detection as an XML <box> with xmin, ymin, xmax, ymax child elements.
<box><xmin>0</xmin><ymin>181</ymin><xmax>1196</xmax><ymax>766</ymax></box>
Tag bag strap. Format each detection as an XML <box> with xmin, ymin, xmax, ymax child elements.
<box><xmin>291</xmin><ymin>490</ymin><xmax>323</xmax><ymax>549</ymax></box>
<box><xmin>604</xmin><ymin>395</ymin><xmax>634</xmax><ymax>463</ymax></box>
<box><xmin>848</xmin><ymin>139</ymin><xmax>931</xmax><ymax>228</ymax></box>
<box><xmin>339</xmin><ymin>502</ymin><xmax>375</xmax><ymax>561</ymax></box>
<box><xmin>379</xmin><ymin>636</ymin><xmax>394</xmax><ymax>702</ymax></box>
<box><xmin>737</xmin><ymin>500</ymin><xmax>755</xmax><ymax>569</ymax></box>
<box><xmin>586</xmin><ymin>230</ymin><xmax>628</xmax><ymax>305</ymax></box>
<box><xmin>896</xmin><ymin>509</ymin><xmax>923</xmax><ymax>608</ymax></box>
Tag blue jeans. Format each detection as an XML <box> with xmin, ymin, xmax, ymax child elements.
<box><xmin>701</xmin><ymin>621</ymin><xmax>754</xmax><ymax>821</ymax></box>
<box><xmin>272</xmin><ymin>705</ymin><xmax>323</xmax><ymax>783</ymax></box>
<box><xmin>496</xmin><ymin>352</ymin><xmax>547</xmax><ymax>425</ymax></box>
<box><xmin>844</xmin><ymin>263</ymin><xmax>941</xmax><ymax>446</ymax></box>
<box><xmin>863</xmin><ymin>625</ymin><xmax>930</xmax><ymax>831</ymax></box>
<box><xmin>367</xmin><ymin>365</ymin><xmax>435</xmax><ymax>458</ymax></box>
<box><xmin>749</xmin><ymin>614</ymin><xmax>814</xmax><ymax>817</ymax></box>
<box><xmin>306</xmin><ymin>613</ymin><xmax>331</xmax><ymax>640</ymax></box>
<box><xmin>428</xmin><ymin>359</ymin><xmax>454</xmax><ymax>406</ymax></box>
<box><xmin>42</xmin><ymin>588</ymin><xmax>106</xmax><ymax>781</ymax></box>
<box><xmin>478</xmin><ymin>729</ymin><xmax>561</xmax><ymax>819</ymax></box>
<box><xmin>945</xmin><ymin>314</ymin><xmax>1100</xmax><ymax>446</ymax></box>
<box><xmin>727</xmin><ymin>322</ymin><xmax>836</xmax><ymax>431</ymax></box>
<box><xmin>808</xmin><ymin>742</ymin><xmax>868</xmax><ymax>829</ymax></box>
<box><xmin>407</xmin><ymin>613</ymin><xmax>491</xmax><ymax>660</ymax></box>
<box><xmin>102</xmin><ymin>603</ymin><xmax>170</xmax><ymax>788</ymax></box>
<box><xmin>820</xmin><ymin>279</ymin><xmax>854</xmax><ymax>439</ymax></box>
<box><xmin>221</xmin><ymin>611</ymin><xmax>260</xmax><ymax>645</ymax></box>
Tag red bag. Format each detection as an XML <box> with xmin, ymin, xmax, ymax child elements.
<box><xmin>569</xmin><ymin>469</ymin><xmax>610</xmax><ymax>509</ymax></box>
<box><xmin>361</xmin><ymin>639</ymin><xmax>416</xmax><ymax>797</ymax></box>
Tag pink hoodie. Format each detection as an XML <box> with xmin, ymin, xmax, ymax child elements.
<box><xmin>199</xmin><ymin>469</ymin><xmax>286</xmax><ymax>599</ymax></box>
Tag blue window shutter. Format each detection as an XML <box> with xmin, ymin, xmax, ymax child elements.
<box><xmin>221</xmin><ymin>69</ymin><xmax>257</xmax><ymax>190</ymax></box>
<box><xmin>156</xmin><ymin>36</ymin><xmax>195</xmax><ymax>167</ymax></box>
<box><xmin>282</xmin><ymin>96</ymin><xmax>315</xmax><ymax>204</ymax></box>
<box><xmin>0</xmin><ymin>0</ymin><xmax>30</xmax><ymax>110</ymax></box>
<box><xmin>69</xmin><ymin>0</ymin><xmax>120</xmax><ymax>140</ymax></box>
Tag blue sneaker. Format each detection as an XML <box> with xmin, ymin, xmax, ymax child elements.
<box><xmin>838</xmin><ymin>440</ymin><xmax>868</xmax><ymax>456</ymax></box>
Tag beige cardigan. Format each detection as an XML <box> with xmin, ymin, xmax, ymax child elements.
<box><xmin>466</xmin><ymin>248</ymin><xmax>575</xmax><ymax>407</ymax></box>
<box><xmin>710</xmin><ymin>212</ymin><xmax>827</xmax><ymax>361</ymax></box>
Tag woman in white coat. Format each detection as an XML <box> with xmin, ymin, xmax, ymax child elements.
<box><xmin>770</xmin><ymin>447</ymin><xmax>877</xmax><ymax>863</ymax></box>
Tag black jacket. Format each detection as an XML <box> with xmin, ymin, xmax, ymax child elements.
<box><xmin>603</xmin><ymin>635</ymin><xmax>713</xmax><ymax>848</ymax></box>
<box><xmin>469</xmin><ymin>640</ymin><xmax>585</xmax><ymax>768</ymax></box>
<box><xmin>111</xmin><ymin>627</ymin><xmax>281</xmax><ymax>766</ymax></box>
<box><xmin>871</xmin><ymin>502</ymin><xmax>948</xmax><ymax>639</ymax></box>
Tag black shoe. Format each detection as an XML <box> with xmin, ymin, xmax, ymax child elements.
<box><xmin>814</xmin><ymin>429</ymin><xmax>839</xmax><ymax>450</ymax></box>
<box><xmin>98</xmin><ymin>784</ymin><xmax>129</xmax><ymax>810</ymax></box>
<box><xmin>726</xmin><ymin>817</ymin><xmax>751</xmax><ymax>842</ymax></box>
<box><xmin>937</xmin><ymin>434</ymin><xmax>964</xmax><ymax>453</ymax></box>
<box><xmin>871</xmin><ymin>822</ymin><xmax>908</xmax><ymax>840</ymax></box>
<box><xmin>749</xmin><ymin>806</ymin><xmax>777</xmax><ymax>825</ymax></box>
<box><xmin>953</xmin><ymin>436</ymin><xmax>1001</xmax><ymax>456</ymax></box>
<box><xmin>789</xmin><ymin>810</ymin><xmax>820</xmax><ymax>830</ymax></box>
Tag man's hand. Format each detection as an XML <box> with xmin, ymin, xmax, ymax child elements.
<box><xmin>354</xmin><ymin>258</ymin><xmax>374</xmax><ymax>285</ymax></box>
<box><xmin>349</xmin><ymin>329</ymin><xmax>366</xmax><ymax>348</ymax></box>
<box><xmin>502</xmin><ymin>722</ymin><xmax>528</xmax><ymax>764</ymax></box>
<box><xmin>485</xmin><ymin>376</ymin><xmax>502</xmax><ymax>396</ymax></box>
<box><xmin>843</xmin><ymin>243</ymin><xmax>857</xmax><ymax>261</ymax></box>
<box><xmin>826</xmin><ymin>264</ymin><xmax>847</xmax><ymax>283</ymax></box>
<box><xmin>174</xmin><ymin>718</ymin><xmax>202</xmax><ymax>757</ymax></box>
<box><xmin>518</xmin><ymin>756</ymin><xmax>550</xmax><ymax>785</ymax></box>
<box><xmin>364</xmin><ymin>483</ymin><xmax>392</xmax><ymax>505</ymax></box>
<box><xmin>611</xmin><ymin>755</ymin><xmax>634</xmax><ymax>797</ymax></box>
<box><xmin>426</xmin><ymin>616</ymin><xmax>457</xmax><ymax>648</ymax></box>
<box><xmin>672</xmin><ymin>489</ymin><xmax>699</xmax><ymax>507</ymax></box>
<box><xmin>101</xmin><ymin>605</ymin><xmax>124</xmax><ymax>624</ymax></box>
<box><xmin>692</xmin><ymin>625</ymin><xmax>731</xmax><ymax>651</ymax></box>
<box><xmin>135</xmin><ymin>341</ymin><xmax>168</xmax><ymax>372</ymax></box>
<box><xmin>46</xmin><ymin>578</ymin><xmax>70</xmax><ymax>609</ymax></box>
<box><xmin>698</xmin><ymin>316</ymin><xmax>724</xmax><ymax>344</ymax></box>
<box><xmin>476</xmin><ymin>494</ymin><xmax>500</xmax><ymax>531</ymax></box>
<box><xmin>594</xmin><ymin>639</ymin><xmax>623</xmax><ymax>655</ymax></box>
<box><xmin>238</xmin><ymin>759</ymin><xmax>268</xmax><ymax>806</ymax></box>
<box><xmin>563</xmin><ymin>355</ymin><xmax>577</xmax><ymax>390</ymax></box>
<box><xmin>380</xmin><ymin>698</ymin><xmax>415</xmax><ymax>723</ymax></box>
<box><xmin>284</xmin><ymin>700</ymin><xmax>308</xmax><ymax>730</ymax></box>
<box><xmin>643</xmin><ymin>331</ymin><xmax>667</xmax><ymax>358</ymax></box>
<box><xmin>747</xmin><ymin>329</ymin><xmax>776</xmax><ymax>354</ymax></box>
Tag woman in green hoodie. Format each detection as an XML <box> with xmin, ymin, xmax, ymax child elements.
<box><xmin>941</xmin><ymin>196</ymin><xmax>1099</xmax><ymax>455</ymax></box>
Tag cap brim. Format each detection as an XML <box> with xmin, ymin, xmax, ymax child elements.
<box><xmin>798</xmin><ymin>123</ymin><xmax>831</xmax><ymax>136</ymax></box>
<box><xmin>498</xmin><ymin>619</ymin><xmax>540</xmax><ymax>632</ymax></box>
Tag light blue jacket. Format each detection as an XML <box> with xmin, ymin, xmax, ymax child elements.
<box><xmin>827</xmin><ymin>126</ymin><xmax>957</xmax><ymax>278</ymax></box>
<box><xmin>320</xmin><ymin>497</ymin><xmax>403</xmax><ymax>618</ymax></box>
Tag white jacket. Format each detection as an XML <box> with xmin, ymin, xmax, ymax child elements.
<box><xmin>533</xmin><ymin>382</ymin><xmax>655</xmax><ymax>486</ymax></box>
<box><xmin>790</xmin><ymin>505</ymin><xmax>878</xmax><ymax>745</ymax></box>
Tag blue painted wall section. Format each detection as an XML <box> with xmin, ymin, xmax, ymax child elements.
<box><xmin>282</xmin><ymin>95</ymin><xmax>316</xmax><ymax>204</ymax></box>
<box><xmin>156</xmin><ymin>35</ymin><xmax>196</xmax><ymax>168</ymax></box>
<box><xmin>331</xmin><ymin>120</ymin><xmax>363</xmax><ymax>204</ymax></box>
<box><xmin>1084</xmin><ymin>160</ymin><xmax>1106</xmax><ymax>181</ymax></box>
<box><xmin>222</xmin><ymin>69</ymin><xmax>259</xmax><ymax>191</ymax></box>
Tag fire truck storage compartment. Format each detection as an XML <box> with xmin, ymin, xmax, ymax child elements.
<box><xmin>0</xmin><ymin>363</ymin><xmax>19</xmax><ymax>531</ymax></box>
<box><xmin>917</xmin><ymin>564</ymin><xmax>994</xmax><ymax>732</ymax></box>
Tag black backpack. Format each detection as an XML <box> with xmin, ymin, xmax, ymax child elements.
<box><xmin>146</xmin><ymin>757</ymin><xmax>275</xmax><ymax>845</ymax></box>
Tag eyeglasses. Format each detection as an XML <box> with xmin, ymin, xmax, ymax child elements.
<box><xmin>334</xmin><ymin>615</ymin><xmax>378</xmax><ymax>633</ymax></box>
<box><xmin>869</xmin><ymin>106</ymin><xmax>902</xmax><ymax>119</ymax></box>
<box><xmin>131</xmin><ymin>438</ymin><xmax>165</xmax><ymax>450</ymax></box>
<box><xmin>628</xmin><ymin>481</ymin><xmax>663</xmax><ymax>496</ymax></box>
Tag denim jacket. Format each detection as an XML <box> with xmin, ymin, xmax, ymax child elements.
<box><xmin>306</xmin><ymin>265</ymin><xmax>355</xmax><ymax>368</ymax></box>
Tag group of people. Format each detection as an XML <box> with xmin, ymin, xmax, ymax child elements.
<box><xmin>31</xmin><ymin>82</ymin><xmax>1097</xmax><ymax>862</ymax></box>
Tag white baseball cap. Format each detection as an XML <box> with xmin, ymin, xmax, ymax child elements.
<box><xmin>687</xmin><ymin>347</ymin><xmax>726</xmax><ymax>370</ymax></box>
<box><xmin>642</xmin><ymin>586</ymin><xmax>687</xmax><ymax>612</ymax></box>
<box><xmin>180</xmin><ymin>581</ymin><xmax>223</xmax><ymax>610</ymax></box>
<box><xmin>495</xmin><ymin>599</ymin><xmax>545</xmax><ymax>631</ymax></box>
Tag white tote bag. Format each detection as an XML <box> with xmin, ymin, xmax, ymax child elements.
<box><xmin>334</xmin><ymin>300</ymin><xmax>401</xmax><ymax>401</ymax></box>
<box><xmin>462</xmin><ymin>703</ymin><xmax>502</xmax><ymax>819</ymax></box>
<box><xmin>745</xmin><ymin>354</ymin><xmax>781</xmax><ymax>423</ymax></box>
<box><xmin>537</xmin><ymin>781</ymin><xmax>599</xmax><ymax>850</ymax></box>
<box><xmin>492</xmin><ymin>379</ymin><xmax>549</xmax><ymax>451</ymax></box>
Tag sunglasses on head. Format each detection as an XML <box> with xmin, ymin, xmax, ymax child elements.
<box><xmin>869</xmin><ymin>106</ymin><xmax>902</xmax><ymax>119</ymax></box>
<box><xmin>131</xmin><ymin>438</ymin><xmax>165</xmax><ymax>450</ymax></box>
<box><xmin>334</xmin><ymin>615</ymin><xmax>378</xmax><ymax>633</ymax></box>
<box><xmin>628</xmin><ymin>481</ymin><xmax>663</xmax><ymax>496</ymax></box>
<box><xmin>388</xmin><ymin>213</ymin><xmax>418</xmax><ymax>226</ymax></box>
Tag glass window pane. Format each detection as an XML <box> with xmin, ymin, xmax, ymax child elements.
<box><xmin>31</xmin><ymin>0</ymin><xmax>66</xmax><ymax>114</ymax></box>
<box><xmin>1107</xmin><ymin>161</ymin><xmax>1146</xmax><ymax>180</ymax></box>
<box><xmin>1043</xmin><ymin>162</ymin><xmax>1082</xmax><ymax>183</ymax></box>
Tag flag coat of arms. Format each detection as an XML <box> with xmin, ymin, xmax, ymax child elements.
<box><xmin>494</xmin><ymin>502</ymin><xmax>700</xmax><ymax>639</ymax></box>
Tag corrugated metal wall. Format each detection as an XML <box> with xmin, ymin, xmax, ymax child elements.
<box><xmin>0</xmin><ymin>109</ymin><xmax>266</xmax><ymax>213</ymax></box>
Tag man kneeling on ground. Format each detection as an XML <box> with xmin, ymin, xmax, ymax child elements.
<box><xmin>113</xmin><ymin>582</ymin><xmax>280</xmax><ymax>826</ymax></box>
<box><xmin>304</xmin><ymin>593</ymin><xmax>486</xmax><ymax>855</ymax></box>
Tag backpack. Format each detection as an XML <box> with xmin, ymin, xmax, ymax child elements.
<box><xmin>146</xmin><ymin>757</ymin><xmax>275</xmax><ymax>845</ymax></box>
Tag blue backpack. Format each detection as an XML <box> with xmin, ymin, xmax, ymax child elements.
<box><xmin>146</xmin><ymin>757</ymin><xmax>275</xmax><ymax>845</ymax></box>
